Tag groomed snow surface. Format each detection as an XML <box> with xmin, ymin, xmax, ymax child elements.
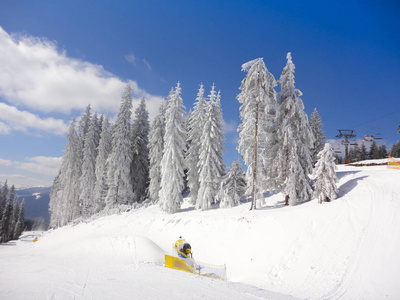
<box><xmin>2</xmin><ymin>164</ymin><xmax>400</xmax><ymax>299</ymax></box>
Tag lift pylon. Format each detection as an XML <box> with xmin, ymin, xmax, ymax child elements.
<box><xmin>336</xmin><ymin>129</ymin><xmax>356</xmax><ymax>164</ymax></box>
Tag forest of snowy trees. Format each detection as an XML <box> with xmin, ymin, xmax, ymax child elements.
<box><xmin>49</xmin><ymin>52</ymin><xmax>341</xmax><ymax>228</ymax></box>
<box><xmin>331</xmin><ymin>139</ymin><xmax>399</xmax><ymax>165</ymax></box>
<box><xmin>49</xmin><ymin>81</ymin><xmax>234</xmax><ymax>226</ymax></box>
<box><xmin>0</xmin><ymin>181</ymin><xmax>25</xmax><ymax>243</ymax></box>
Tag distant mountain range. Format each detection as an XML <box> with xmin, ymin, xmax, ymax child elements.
<box><xmin>16</xmin><ymin>187</ymin><xmax>51</xmax><ymax>224</ymax></box>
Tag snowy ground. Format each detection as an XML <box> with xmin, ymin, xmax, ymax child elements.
<box><xmin>1</xmin><ymin>164</ymin><xmax>400</xmax><ymax>299</ymax></box>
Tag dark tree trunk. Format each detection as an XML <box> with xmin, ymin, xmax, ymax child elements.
<box><xmin>285</xmin><ymin>195</ymin><xmax>289</xmax><ymax>206</ymax></box>
<box><xmin>250</xmin><ymin>102</ymin><xmax>259</xmax><ymax>211</ymax></box>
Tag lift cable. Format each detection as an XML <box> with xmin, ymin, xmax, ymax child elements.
<box><xmin>349</xmin><ymin>108</ymin><xmax>400</xmax><ymax>130</ymax></box>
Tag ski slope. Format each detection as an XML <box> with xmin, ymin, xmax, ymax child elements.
<box><xmin>1</xmin><ymin>163</ymin><xmax>400</xmax><ymax>299</ymax></box>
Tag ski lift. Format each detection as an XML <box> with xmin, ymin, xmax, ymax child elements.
<box><xmin>350</xmin><ymin>140</ymin><xmax>358</xmax><ymax>146</ymax></box>
<box><xmin>363</xmin><ymin>127</ymin><xmax>383</xmax><ymax>142</ymax></box>
<box><xmin>363</xmin><ymin>135</ymin><xmax>374</xmax><ymax>142</ymax></box>
<box><xmin>398</xmin><ymin>125</ymin><xmax>400</xmax><ymax>134</ymax></box>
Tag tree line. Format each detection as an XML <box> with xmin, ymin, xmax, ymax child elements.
<box><xmin>0</xmin><ymin>181</ymin><xmax>25</xmax><ymax>243</ymax></box>
<box><xmin>336</xmin><ymin>140</ymin><xmax>399</xmax><ymax>164</ymax></box>
<box><xmin>49</xmin><ymin>52</ymin><xmax>331</xmax><ymax>227</ymax></box>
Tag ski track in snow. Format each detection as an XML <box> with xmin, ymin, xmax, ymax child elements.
<box><xmin>325</xmin><ymin>167</ymin><xmax>400</xmax><ymax>299</ymax></box>
<box><xmin>1</xmin><ymin>165</ymin><xmax>400</xmax><ymax>299</ymax></box>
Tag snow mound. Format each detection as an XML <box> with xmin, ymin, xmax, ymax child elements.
<box><xmin>347</xmin><ymin>158</ymin><xmax>387</xmax><ymax>166</ymax></box>
<box><xmin>36</xmin><ymin>226</ymin><xmax>165</xmax><ymax>265</ymax></box>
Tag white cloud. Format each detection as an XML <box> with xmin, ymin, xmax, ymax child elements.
<box><xmin>0</xmin><ymin>103</ymin><xmax>68</xmax><ymax>135</ymax></box>
<box><xmin>0</xmin><ymin>158</ymin><xmax>12</xmax><ymax>166</ymax></box>
<box><xmin>15</xmin><ymin>156</ymin><xmax>62</xmax><ymax>176</ymax></box>
<box><xmin>0</xmin><ymin>121</ymin><xmax>11</xmax><ymax>134</ymax></box>
<box><xmin>143</xmin><ymin>58</ymin><xmax>152</xmax><ymax>70</ymax></box>
<box><xmin>0</xmin><ymin>173</ymin><xmax>51</xmax><ymax>188</ymax></box>
<box><xmin>0</xmin><ymin>155</ymin><xmax>61</xmax><ymax>177</ymax></box>
<box><xmin>223</xmin><ymin>119</ymin><xmax>237</xmax><ymax>133</ymax></box>
<box><xmin>125</xmin><ymin>53</ymin><xmax>136</xmax><ymax>66</ymax></box>
<box><xmin>0</xmin><ymin>156</ymin><xmax>62</xmax><ymax>188</ymax></box>
<box><xmin>0</xmin><ymin>27</ymin><xmax>164</xmax><ymax>120</ymax></box>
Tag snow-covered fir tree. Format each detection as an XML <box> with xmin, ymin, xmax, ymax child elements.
<box><xmin>309</xmin><ymin>108</ymin><xmax>326</xmax><ymax>162</ymax></box>
<box><xmin>9</xmin><ymin>185</ymin><xmax>18</xmax><ymax>240</ymax></box>
<box><xmin>348</xmin><ymin>144</ymin><xmax>360</xmax><ymax>163</ymax></box>
<box><xmin>0</xmin><ymin>184</ymin><xmax>24</xmax><ymax>242</ymax></box>
<box><xmin>158</xmin><ymin>83</ymin><xmax>187</xmax><ymax>213</ymax></box>
<box><xmin>95</xmin><ymin>114</ymin><xmax>103</xmax><ymax>147</ymax></box>
<box><xmin>79</xmin><ymin>113</ymin><xmax>100</xmax><ymax>217</ymax></box>
<box><xmin>78</xmin><ymin>104</ymin><xmax>92</xmax><ymax>141</ymax></box>
<box><xmin>359</xmin><ymin>142</ymin><xmax>368</xmax><ymax>161</ymax></box>
<box><xmin>390</xmin><ymin>141</ymin><xmax>400</xmax><ymax>157</ymax></box>
<box><xmin>274</xmin><ymin>52</ymin><xmax>314</xmax><ymax>206</ymax></box>
<box><xmin>148</xmin><ymin>100</ymin><xmax>167</xmax><ymax>203</ymax></box>
<box><xmin>93</xmin><ymin>113</ymin><xmax>112</xmax><ymax>212</ymax></box>
<box><xmin>196</xmin><ymin>85</ymin><xmax>226</xmax><ymax>210</ymax></box>
<box><xmin>49</xmin><ymin>117</ymin><xmax>83</xmax><ymax>226</ymax></box>
<box><xmin>219</xmin><ymin>161</ymin><xmax>246</xmax><ymax>208</ymax></box>
<box><xmin>378</xmin><ymin>144</ymin><xmax>388</xmax><ymax>158</ymax></box>
<box><xmin>0</xmin><ymin>181</ymin><xmax>7</xmax><ymax>219</ymax></box>
<box><xmin>313</xmin><ymin>143</ymin><xmax>339</xmax><ymax>203</ymax></box>
<box><xmin>369</xmin><ymin>140</ymin><xmax>380</xmax><ymax>159</ymax></box>
<box><xmin>0</xmin><ymin>198</ymin><xmax>13</xmax><ymax>243</ymax></box>
<box><xmin>237</xmin><ymin>58</ymin><xmax>277</xmax><ymax>209</ymax></box>
<box><xmin>13</xmin><ymin>200</ymin><xmax>25</xmax><ymax>240</ymax></box>
<box><xmin>49</xmin><ymin>171</ymin><xmax>62</xmax><ymax>228</ymax></box>
<box><xmin>130</xmin><ymin>95</ymin><xmax>150</xmax><ymax>203</ymax></box>
<box><xmin>105</xmin><ymin>85</ymin><xmax>135</xmax><ymax>207</ymax></box>
<box><xmin>186</xmin><ymin>84</ymin><xmax>207</xmax><ymax>205</ymax></box>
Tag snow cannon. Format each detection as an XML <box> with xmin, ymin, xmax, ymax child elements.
<box><xmin>165</xmin><ymin>238</ymin><xmax>227</xmax><ymax>280</ymax></box>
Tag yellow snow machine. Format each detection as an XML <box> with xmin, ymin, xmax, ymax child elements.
<box><xmin>164</xmin><ymin>237</ymin><xmax>226</xmax><ymax>280</ymax></box>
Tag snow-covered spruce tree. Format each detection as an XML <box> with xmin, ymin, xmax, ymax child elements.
<box><xmin>62</xmin><ymin>117</ymin><xmax>84</xmax><ymax>222</ymax></box>
<box><xmin>130</xmin><ymin>96</ymin><xmax>150</xmax><ymax>203</ymax></box>
<box><xmin>348</xmin><ymin>145</ymin><xmax>358</xmax><ymax>163</ymax></box>
<box><xmin>79</xmin><ymin>113</ymin><xmax>100</xmax><ymax>217</ymax></box>
<box><xmin>237</xmin><ymin>58</ymin><xmax>277</xmax><ymax>210</ymax></box>
<box><xmin>0</xmin><ymin>181</ymin><xmax>7</xmax><ymax>219</ymax></box>
<box><xmin>313</xmin><ymin>143</ymin><xmax>338</xmax><ymax>203</ymax></box>
<box><xmin>359</xmin><ymin>142</ymin><xmax>368</xmax><ymax>161</ymax></box>
<box><xmin>310</xmin><ymin>108</ymin><xmax>326</xmax><ymax>162</ymax></box>
<box><xmin>185</xmin><ymin>84</ymin><xmax>207</xmax><ymax>205</ymax></box>
<box><xmin>159</xmin><ymin>83</ymin><xmax>187</xmax><ymax>213</ymax></box>
<box><xmin>0</xmin><ymin>198</ymin><xmax>13</xmax><ymax>243</ymax></box>
<box><xmin>93</xmin><ymin>113</ymin><xmax>112</xmax><ymax>212</ymax></box>
<box><xmin>196</xmin><ymin>86</ymin><xmax>226</xmax><ymax>210</ymax></box>
<box><xmin>378</xmin><ymin>144</ymin><xmax>388</xmax><ymax>159</ymax></box>
<box><xmin>49</xmin><ymin>171</ymin><xmax>61</xmax><ymax>228</ymax></box>
<box><xmin>49</xmin><ymin>117</ymin><xmax>83</xmax><ymax>226</ymax></box>
<box><xmin>148</xmin><ymin>101</ymin><xmax>167</xmax><ymax>203</ymax></box>
<box><xmin>390</xmin><ymin>141</ymin><xmax>400</xmax><ymax>157</ymax></box>
<box><xmin>0</xmin><ymin>183</ymin><xmax>2</xmax><ymax>221</ymax></box>
<box><xmin>14</xmin><ymin>200</ymin><xmax>25</xmax><ymax>240</ymax></box>
<box><xmin>9</xmin><ymin>185</ymin><xmax>19</xmax><ymax>240</ymax></box>
<box><xmin>78</xmin><ymin>104</ymin><xmax>92</xmax><ymax>141</ymax></box>
<box><xmin>219</xmin><ymin>161</ymin><xmax>246</xmax><ymax>208</ymax></box>
<box><xmin>95</xmin><ymin>114</ymin><xmax>103</xmax><ymax>147</ymax></box>
<box><xmin>274</xmin><ymin>52</ymin><xmax>314</xmax><ymax>206</ymax></box>
<box><xmin>105</xmin><ymin>85</ymin><xmax>135</xmax><ymax>207</ymax></box>
<box><xmin>369</xmin><ymin>140</ymin><xmax>379</xmax><ymax>159</ymax></box>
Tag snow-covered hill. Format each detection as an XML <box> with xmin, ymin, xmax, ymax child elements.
<box><xmin>1</xmin><ymin>164</ymin><xmax>400</xmax><ymax>299</ymax></box>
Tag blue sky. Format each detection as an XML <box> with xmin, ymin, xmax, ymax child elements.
<box><xmin>0</xmin><ymin>0</ymin><xmax>399</xmax><ymax>187</ymax></box>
